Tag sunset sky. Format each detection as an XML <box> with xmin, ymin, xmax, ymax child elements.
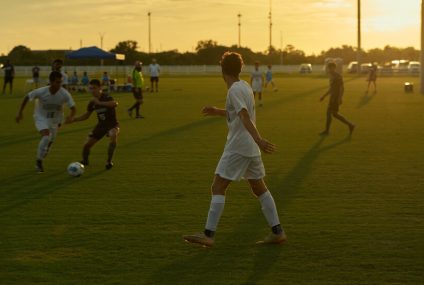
<box><xmin>0</xmin><ymin>0</ymin><xmax>420</xmax><ymax>56</ymax></box>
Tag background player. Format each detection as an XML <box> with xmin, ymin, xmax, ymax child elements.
<box><xmin>250</xmin><ymin>61</ymin><xmax>264</xmax><ymax>106</ymax></box>
<box><xmin>149</xmin><ymin>58</ymin><xmax>160</xmax><ymax>93</ymax></box>
<box><xmin>68</xmin><ymin>79</ymin><xmax>119</xmax><ymax>170</ymax></box>
<box><xmin>15</xmin><ymin>71</ymin><xmax>76</xmax><ymax>172</ymax></box>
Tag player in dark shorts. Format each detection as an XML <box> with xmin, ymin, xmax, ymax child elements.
<box><xmin>366</xmin><ymin>63</ymin><xmax>378</xmax><ymax>93</ymax></box>
<box><xmin>320</xmin><ymin>62</ymin><xmax>355</xmax><ymax>136</ymax></box>
<box><xmin>68</xmin><ymin>79</ymin><xmax>119</xmax><ymax>169</ymax></box>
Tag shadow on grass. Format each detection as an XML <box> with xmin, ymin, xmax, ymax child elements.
<box><xmin>147</xmin><ymin>135</ymin><xmax>352</xmax><ymax>284</ymax></box>
<box><xmin>356</xmin><ymin>91</ymin><xmax>376</xmax><ymax>109</ymax></box>
<box><xmin>0</xmin><ymin>168</ymin><xmax>106</xmax><ymax>215</ymax></box>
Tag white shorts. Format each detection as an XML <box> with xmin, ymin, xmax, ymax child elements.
<box><xmin>215</xmin><ymin>152</ymin><xmax>265</xmax><ymax>181</ymax></box>
<box><xmin>34</xmin><ymin>116</ymin><xmax>60</xmax><ymax>132</ymax></box>
<box><xmin>252</xmin><ymin>80</ymin><xmax>263</xmax><ymax>93</ymax></box>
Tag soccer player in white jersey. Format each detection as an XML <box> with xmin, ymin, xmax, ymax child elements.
<box><xmin>148</xmin><ymin>58</ymin><xmax>160</xmax><ymax>93</ymax></box>
<box><xmin>250</xmin><ymin>61</ymin><xmax>264</xmax><ymax>106</ymax></box>
<box><xmin>16</xmin><ymin>71</ymin><xmax>76</xmax><ymax>173</ymax></box>
<box><xmin>183</xmin><ymin>52</ymin><xmax>286</xmax><ymax>247</ymax></box>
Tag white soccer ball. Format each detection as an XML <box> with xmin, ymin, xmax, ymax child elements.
<box><xmin>67</xmin><ymin>162</ymin><xmax>85</xmax><ymax>177</ymax></box>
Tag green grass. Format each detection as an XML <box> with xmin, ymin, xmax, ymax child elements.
<box><xmin>0</xmin><ymin>74</ymin><xmax>423</xmax><ymax>285</ymax></box>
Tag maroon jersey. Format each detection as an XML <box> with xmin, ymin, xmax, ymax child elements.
<box><xmin>87</xmin><ymin>94</ymin><xmax>118</xmax><ymax>128</ymax></box>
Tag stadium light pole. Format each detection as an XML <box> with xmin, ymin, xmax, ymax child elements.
<box><xmin>238</xmin><ymin>13</ymin><xmax>242</xmax><ymax>48</ymax></box>
<box><xmin>357</xmin><ymin>0</ymin><xmax>361</xmax><ymax>74</ymax></box>
<box><xmin>268</xmin><ymin>0</ymin><xmax>273</xmax><ymax>51</ymax></box>
<box><xmin>421</xmin><ymin>0</ymin><xmax>424</xmax><ymax>94</ymax></box>
<box><xmin>148</xmin><ymin>11</ymin><xmax>152</xmax><ymax>54</ymax></box>
<box><xmin>99</xmin><ymin>33</ymin><xmax>105</xmax><ymax>49</ymax></box>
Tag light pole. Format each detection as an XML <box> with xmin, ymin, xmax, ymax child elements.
<box><xmin>237</xmin><ymin>13</ymin><xmax>242</xmax><ymax>48</ymax></box>
<box><xmin>357</xmin><ymin>0</ymin><xmax>361</xmax><ymax>74</ymax></box>
<box><xmin>99</xmin><ymin>33</ymin><xmax>105</xmax><ymax>49</ymax></box>
<box><xmin>148</xmin><ymin>11</ymin><xmax>152</xmax><ymax>54</ymax></box>
<box><xmin>421</xmin><ymin>0</ymin><xmax>424</xmax><ymax>93</ymax></box>
<box><xmin>268</xmin><ymin>0</ymin><xmax>272</xmax><ymax>51</ymax></box>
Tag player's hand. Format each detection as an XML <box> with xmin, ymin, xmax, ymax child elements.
<box><xmin>202</xmin><ymin>106</ymin><xmax>217</xmax><ymax>116</ymax></box>
<box><xmin>15</xmin><ymin>113</ymin><xmax>23</xmax><ymax>123</ymax></box>
<box><xmin>257</xmin><ymin>138</ymin><xmax>276</xmax><ymax>154</ymax></box>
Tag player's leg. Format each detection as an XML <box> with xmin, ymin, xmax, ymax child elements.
<box><xmin>332</xmin><ymin>110</ymin><xmax>355</xmax><ymax>135</ymax></box>
<box><xmin>105</xmin><ymin>127</ymin><xmax>120</xmax><ymax>169</ymax></box>
<box><xmin>2</xmin><ymin>79</ymin><xmax>6</xmax><ymax>94</ymax></box>
<box><xmin>248</xmin><ymin>178</ymin><xmax>286</xmax><ymax>244</ymax></box>
<box><xmin>183</xmin><ymin>175</ymin><xmax>231</xmax><ymax>247</ymax></box>
<box><xmin>258</xmin><ymin>92</ymin><xmax>263</xmax><ymax>106</ymax></box>
<box><xmin>150</xmin><ymin>77</ymin><xmax>154</xmax><ymax>92</ymax></box>
<box><xmin>81</xmin><ymin>137</ymin><xmax>99</xmax><ymax>166</ymax></box>
<box><xmin>320</xmin><ymin>108</ymin><xmax>332</xmax><ymax>135</ymax></box>
<box><xmin>35</xmin><ymin>129</ymin><xmax>50</xmax><ymax>172</ymax></box>
<box><xmin>155</xmin><ymin>77</ymin><xmax>159</xmax><ymax>92</ymax></box>
<box><xmin>9</xmin><ymin>78</ymin><xmax>13</xmax><ymax>94</ymax></box>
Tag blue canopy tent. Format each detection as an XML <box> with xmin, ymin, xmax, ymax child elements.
<box><xmin>66</xmin><ymin>46</ymin><xmax>117</xmax><ymax>60</ymax></box>
<box><xmin>66</xmin><ymin>46</ymin><xmax>126</xmax><ymax>89</ymax></box>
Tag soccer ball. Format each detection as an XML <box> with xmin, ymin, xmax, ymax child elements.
<box><xmin>67</xmin><ymin>162</ymin><xmax>85</xmax><ymax>177</ymax></box>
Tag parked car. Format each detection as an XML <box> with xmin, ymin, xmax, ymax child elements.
<box><xmin>347</xmin><ymin>61</ymin><xmax>358</xmax><ymax>73</ymax></box>
<box><xmin>408</xmin><ymin>61</ymin><xmax>420</xmax><ymax>74</ymax></box>
<box><xmin>360</xmin><ymin>63</ymin><xmax>373</xmax><ymax>73</ymax></box>
<box><xmin>391</xmin><ymin>60</ymin><xmax>409</xmax><ymax>73</ymax></box>
<box><xmin>299</xmin><ymin>63</ymin><xmax>312</xmax><ymax>74</ymax></box>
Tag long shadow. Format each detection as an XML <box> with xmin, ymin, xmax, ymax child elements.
<box><xmin>146</xmin><ymin>136</ymin><xmax>352</xmax><ymax>285</ymax></box>
<box><xmin>357</xmin><ymin>91</ymin><xmax>376</xmax><ymax>109</ymax></box>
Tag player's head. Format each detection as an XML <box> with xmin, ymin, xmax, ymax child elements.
<box><xmin>327</xmin><ymin>62</ymin><xmax>337</xmax><ymax>73</ymax></box>
<box><xmin>49</xmin><ymin>71</ymin><xmax>63</xmax><ymax>92</ymax></box>
<box><xmin>134</xmin><ymin>61</ymin><xmax>142</xmax><ymax>71</ymax></box>
<box><xmin>152</xmin><ymin>58</ymin><xmax>156</xmax><ymax>63</ymax></box>
<box><xmin>89</xmin><ymin>79</ymin><xmax>102</xmax><ymax>96</ymax></box>
<box><xmin>220</xmin><ymin>52</ymin><xmax>243</xmax><ymax>77</ymax></box>
<box><xmin>267</xmin><ymin>64</ymin><xmax>272</xmax><ymax>69</ymax></box>
<box><xmin>52</xmin><ymin>59</ymin><xmax>63</xmax><ymax>71</ymax></box>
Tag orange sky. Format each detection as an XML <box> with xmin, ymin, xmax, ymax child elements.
<box><xmin>0</xmin><ymin>0</ymin><xmax>420</xmax><ymax>55</ymax></box>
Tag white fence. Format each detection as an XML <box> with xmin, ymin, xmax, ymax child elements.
<box><xmin>9</xmin><ymin>65</ymin><xmax>326</xmax><ymax>78</ymax></box>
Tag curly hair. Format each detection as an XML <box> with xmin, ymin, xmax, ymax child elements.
<box><xmin>220</xmin><ymin>52</ymin><xmax>243</xmax><ymax>77</ymax></box>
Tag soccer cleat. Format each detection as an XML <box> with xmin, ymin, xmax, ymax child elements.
<box><xmin>127</xmin><ymin>109</ymin><xmax>133</xmax><ymax>118</ymax></box>
<box><xmin>135</xmin><ymin>115</ymin><xmax>144</xmax><ymax>119</ymax></box>
<box><xmin>256</xmin><ymin>232</ymin><xmax>287</xmax><ymax>245</ymax></box>
<box><xmin>349</xmin><ymin>124</ymin><xmax>355</xmax><ymax>136</ymax></box>
<box><xmin>105</xmin><ymin>162</ymin><xmax>114</xmax><ymax>170</ymax></box>
<box><xmin>80</xmin><ymin>160</ymin><xmax>89</xmax><ymax>167</ymax></box>
<box><xmin>183</xmin><ymin>233</ymin><xmax>214</xmax><ymax>247</ymax></box>
<box><xmin>35</xmin><ymin>159</ymin><xmax>44</xmax><ymax>173</ymax></box>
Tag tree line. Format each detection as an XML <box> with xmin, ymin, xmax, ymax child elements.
<box><xmin>0</xmin><ymin>40</ymin><xmax>420</xmax><ymax>66</ymax></box>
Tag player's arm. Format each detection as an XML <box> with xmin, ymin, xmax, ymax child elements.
<box><xmin>15</xmin><ymin>95</ymin><xmax>30</xmax><ymax>123</ymax></box>
<box><xmin>65</xmin><ymin>106</ymin><xmax>77</xmax><ymax>123</ymax></box>
<box><xmin>320</xmin><ymin>89</ymin><xmax>330</xmax><ymax>102</ymax></box>
<box><xmin>202</xmin><ymin>106</ymin><xmax>226</xmax><ymax>117</ymax></box>
<box><xmin>69</xmin><ymin>109</ymin><xmax>92</xmax><ymax>123</ymax></box>
<box><xmin>238</xmin><ymin>109</ymin><xmax>276</xmax><ymax>154</ymax></box>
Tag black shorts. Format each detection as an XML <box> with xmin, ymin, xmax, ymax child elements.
<box><xmin>150</xmin><ymin>77</ymin><xmax>159</xmax><ymax>83</ymax></box>
<box><xmin>133</xmin><ymin>88</ymin><xmax>143</xmax><ymax>100</ymax></box>
<box><xmin>328</xmin><ymin>96</ymin><xmax>340</xmax><ymax>112</ymax></box>
<box><xmin>4</xmin><ymin>77</ymin><xmax>13</xmax><ymax>84</ymax></box>
<box><xmin>89</xmin><ymin>124</ymin><xmax>119</xmax><ymax>140</ymax></box>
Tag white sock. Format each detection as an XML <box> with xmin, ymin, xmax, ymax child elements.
<box><xmin>258</xmin><ymin>191</ymin><xmax>280</xmax><ymax>227</ymax></box>
<box><xmin>37</xmin><ymin>136</ymin><xmax>50</xmax><ymax>160</ymax></box>
<box><xmin>205</xmin><ymin>195</ymin><xmax>226</xmax><ymax>232</ymax></box>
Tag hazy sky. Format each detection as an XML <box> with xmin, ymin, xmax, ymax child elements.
<box><xmin>0</xmin><ymin>0</ymin><xmax>420</xmax><ymax>55</ymax></box>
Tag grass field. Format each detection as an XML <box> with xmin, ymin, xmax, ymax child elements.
<box><xmin>0</xmin><ymin>74</ymin><xmax>423</xmax><ymax>285</ymax></box>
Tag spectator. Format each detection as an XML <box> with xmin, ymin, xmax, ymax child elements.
<box><xmin>2</xmin><ymin>59</ymin><xmax>15</xmax><ymax>95</ymax></box>
<box><xmin>32</xmin><ymin>65</ymin><xmax>40</xmax><ymax>88</ymax></box>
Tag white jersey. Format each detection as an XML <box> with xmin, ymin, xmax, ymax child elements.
<box><xmin>223</xmin><ymin>80</ymin><xmax>260</xmax><ymax>157</ymax></box>
<box><xmin>251</xmin><ymin>69</ymin><xmax>263</xmax><ymax>84</ymax></box>
<box><xmin>149</xmin><ymin>63</ymin><xmax>160</xmax><ymax>77</ymax></box>
<box><xmin>27</xmin><ymin>86</ymin><xmax>75</xmax><ymax>124</ymax></box>
<box><xmin>61</xmin><ymin>71</ymin><xmax>69</xmax><ymax>85</ymax></box>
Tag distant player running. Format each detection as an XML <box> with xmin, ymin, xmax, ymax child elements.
<box><xmin>320</xmin><ymin>62</ymin><xmax>355</xmax><ymax>136</ymax></box>
<box><xmin>250</xmin><ymin>61</ymin><xmax>264</xmax><ymax>106</ymax></box>
<box><xmin>366</xmin><ymin>63</ymin><xmax>378</xmax><ymax>94</ymax></box>
<box><xmin>15</xmin><ymin>71</ymin><xmax>76</xmax><ymax>173</ymax></box>
<box><xmin>183</xmin><ymin>52</ymin><xmax>286</xmax><ymax>247</ymax></box>
<box><xmin>68</xmin><ymin>79</ymin><xmax>119</xmax><ymax>170</ymax></box>
<box><xmin>128</xmin><ymin>61</ymin><xmax>145</xmax><ymax>119</ymax></box>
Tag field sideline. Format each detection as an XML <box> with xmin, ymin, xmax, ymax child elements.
<box><xmin>0</xmin><ymin>74</ymin><xmax>423</xmax><ymax>284</ymax></box>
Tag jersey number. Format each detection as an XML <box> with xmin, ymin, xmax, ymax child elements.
<box><xmin>98</xmin><ymin>113</ymin><xmax>106</xmax><ymax>121</ymax></box>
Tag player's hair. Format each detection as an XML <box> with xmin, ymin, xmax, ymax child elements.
<box><xmin>327</xmin><ymin>62</ymin><xmax>336</xmax><ymax>69</ymax></box>
<box><xmin>49</xmin><ymin>71</ymin><xmax>62</xmax><ymax>82</ymax></box>
<box><xmin>89</xmin><ymin>79</ymin><xmax>102</xmax><ymax>86</ymax></box>
<box><xmin>220</xmin><ymin>52</ymin><xmax>243</xmax><ymax>77</ymax></box>
<box><xmin>52</xmin><ymin>59</ymin><xmax>63</xmax><ymax>65</ymax></box>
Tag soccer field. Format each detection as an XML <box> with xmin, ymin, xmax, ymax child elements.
<box><xmin>0</xmin><ymin>74</ymin><xmax>423</xmax><ymax>285</ymax></box>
